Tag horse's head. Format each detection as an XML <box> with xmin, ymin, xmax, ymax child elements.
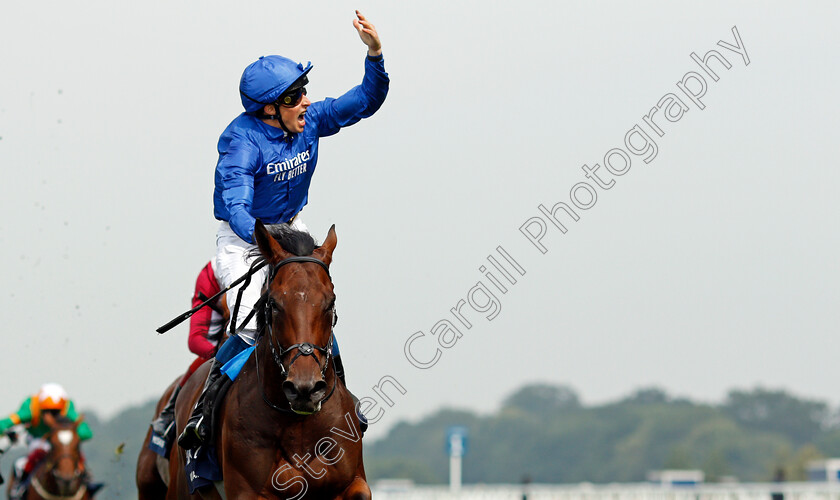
<box><xmin>41</xmin><ymin>411</ymin><xmax>85</xmax><ymax>495</ymax></box>
<box><xmin>254</xmin><ymin>221</ymin><xmax>338</xmax><ymax>415</ymax></box>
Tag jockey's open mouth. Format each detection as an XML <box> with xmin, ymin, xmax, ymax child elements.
<box><xmin>297</xmin><ymin>110</ymin><xmax>307</xmax><ymax>128</ymax></box>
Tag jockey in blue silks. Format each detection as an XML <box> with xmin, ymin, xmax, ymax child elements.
<box><xmin>177</xmin><ymin>10</ymin><xmax>388</xmax><ymax>451</ymax></box>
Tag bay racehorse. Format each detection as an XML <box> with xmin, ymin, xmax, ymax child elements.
<box><xmin>23</xmin><ymin>412</ymin><xmax>89</xmax><ymax>500</ymax></box>
<box><xmin>141</xmin><ymin>222</ymin><xmax>370</xmax><ymax>499</ymax></box>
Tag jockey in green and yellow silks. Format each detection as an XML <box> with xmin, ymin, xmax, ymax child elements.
<box><xmin>0</xmin><ymin>384</ymin><xmax>93</xmax><ymax>441</ymax></box>
<box><xmin>0</xmin><ymin>383</ymin><xmax>94</xmax><ymax>498</ymax></box>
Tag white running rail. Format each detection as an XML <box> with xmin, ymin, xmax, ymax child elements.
<box><xmin>372</xmin><ymin>482</ymin><xmax>840</xmax><ymax>500</ymax></box>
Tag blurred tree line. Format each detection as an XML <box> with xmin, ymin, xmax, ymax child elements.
<box><xmin>365</xmin><ymin>384</ymin><xmax>840</xmax><ymax>484</ymax></box>
<box><xmin>6</xmin><ymin>384</ymin><xmax>840</xmax><ymax>498</ymax></box>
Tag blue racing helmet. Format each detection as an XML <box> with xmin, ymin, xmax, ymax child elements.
<box><xmin>239</xmin><ymin>55</ymin><xmax>313</xmax><ymax>114</ymax></box>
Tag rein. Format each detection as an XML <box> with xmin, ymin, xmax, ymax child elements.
<box><xmin>253</xmin><ymin>256</ymin><xmax>338</xmax><ymax>414</ymax></box>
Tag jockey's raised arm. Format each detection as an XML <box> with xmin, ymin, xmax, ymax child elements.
<box><xmin>163</xmin><ymin>10</ymin><xmax>389</xmax><ymax>453</ymax></box>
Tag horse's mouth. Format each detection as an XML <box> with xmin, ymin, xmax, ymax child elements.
<box><xmin>290</xmin><ymin>400</ymin><xmax>322</xmax><ymax>415</ymax></box>
<box><xmin>53</xmin><ymin>474</ymin><xmax>83</xmax><ymax>496</ymax></box>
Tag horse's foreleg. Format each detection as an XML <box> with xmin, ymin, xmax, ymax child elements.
<box><xmin>337</xmin><ymin>477</ymin><xmax>371</xmax><ymax>500</ymax></box>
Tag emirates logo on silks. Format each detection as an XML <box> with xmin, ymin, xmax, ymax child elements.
<box><xmin>266</xmin><ymin>150</ymin><xmax>311</xmax><ymax>182</ymax></box>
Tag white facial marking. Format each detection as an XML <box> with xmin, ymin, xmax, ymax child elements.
<box><xmin>57</xmin><ymin>430</ymin><xmax>74</xmax><ymax>446</ymax></box>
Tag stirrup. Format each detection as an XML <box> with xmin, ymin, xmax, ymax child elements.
<box><xmin>177</xmin><ymin>416</ymin><xmax>206</xmax><ymax>450</ymax></box>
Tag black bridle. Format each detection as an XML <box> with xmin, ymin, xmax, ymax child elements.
<box><xmin>254</xmin><ymin>256</ymin><xmax>338</xmax><ymax>414</ymax></box>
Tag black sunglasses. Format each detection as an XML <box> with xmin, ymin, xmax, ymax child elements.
<box><xmin>279</xmin><ymin>87</ymin><xmax>307</xmax><ymax>107</ymax></box>
<box><xmin>278</xmin><ymin>76</ymin><xmax>310</xmax><ymax>107</ymax></box>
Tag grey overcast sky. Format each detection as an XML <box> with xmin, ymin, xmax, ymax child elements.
<box><xmin>1</xmin><ymin>1</ymin><xmax>838</xmax><ymax>439</ymax></box>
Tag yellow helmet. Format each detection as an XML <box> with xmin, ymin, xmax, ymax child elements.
<box><xmin>37</xmin><ymin>383</ymin><xmax>68</xmax><ymax>411</ymax></box>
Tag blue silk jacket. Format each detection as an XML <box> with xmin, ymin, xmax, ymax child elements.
<box><xmin>213</xmin><ymin>55</ymin><xmax>389</xmax><ymax>242</ymax></box>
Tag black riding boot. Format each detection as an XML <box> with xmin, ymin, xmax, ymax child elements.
<box><xmin>334</xmin><ymin>355</ymin><xmax>368</xmax><ymax>434</ymax></box>
<box><xmin>177</xmin><ymin>359</ymin><xmax>224</xmax><ymax>450</ymax></box>
<box><xmin>150</xmin><ymin>385</ymin><xmax>181</xmax><ymax>439</ymax></box>
<box><xmin>87</xmin><ymin>482</ymin><xmax>105</xmax><ymax>497</ymax></box>
<box><xmin>81</xmin><ymin>469</ymin><xmax>104</xmax><ymax>497</ymax></box>
<box><xmin>334</xmin><ymin>354</ymin><xmax>347</xmax><ymax>386</ymax></box>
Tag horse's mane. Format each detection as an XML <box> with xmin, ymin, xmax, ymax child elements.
<box><xmin>247</xmin><ymin>223</ymin><xmax>316</xmax><ymax>259</ymax></box>
<box><xmin>250</xmin><ymin>224</ymin><xmax>319</xmax><ymax>333</ymax></box>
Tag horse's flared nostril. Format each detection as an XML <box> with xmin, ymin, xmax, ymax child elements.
<box><xmin>282</xmin><ymin>381</ymin><xmax>300</xmax><ymax>401</ymax></box>
<box><xmin>283</xmin><ymin>378</ymin><xmax>327</xmax><ymax>403</ymax></box>
<box><xmin>311</xmin><ymin>380</ymin><xmax>328</xmax><ymax>400</ymax></box>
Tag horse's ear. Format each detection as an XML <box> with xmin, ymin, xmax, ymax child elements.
<box><xmin>314</xmin><ymin>224</ymin><xmax>337</xmax><ymax>266</ymax></box>
<box><xmin>42</xmin><ymin>411</ymin><xmax>57</xmax><ymax>429</ymax></box>
<box><xmin>73</xmin><ymin>414</ymin><xmax>85</xmax><ymax>430</ymax></box>
<box><xmin>254</xmin><ymin>220</ymin><xmax>289</xmax><ymax>264</ymax></box>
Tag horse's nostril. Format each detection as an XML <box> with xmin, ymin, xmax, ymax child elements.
<box><xmin>282</xmin><ymin>381</ymin><xmax>299</xmax><ymax>400</ymax></box>
<box><xmin>284</xmin><ymin>379</ymin><xmax>326</xmax><ymax>402</ymax></box>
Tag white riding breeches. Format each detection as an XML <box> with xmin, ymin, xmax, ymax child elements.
<box><xmin>215</xmin><ymin>218</ymin><xmax>309</xmax><ymax>345</ymax></box>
